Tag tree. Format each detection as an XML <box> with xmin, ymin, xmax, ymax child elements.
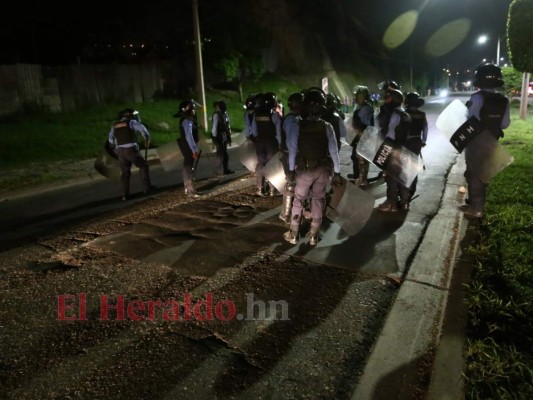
<box><xmin>214</xmin><ymin>51</ymin><xmax>266</xmax><ymax>102</ymax></box>
<box><xmin>201</xmin><ymin>1</ymin><xmax>270</xmax><ymax>102</ymax></box>
<box><xmin>501</xmin><ymin>66</ymin><xmax>524</xmax><ymax>96</ymax></box>
<box><xmin>507</xmin><ymin>0</ymin><xmax>533</xmax><ymax>119</ymax></box>
<box><xmin>507</xmin><ymin>0</ymin><xmax>533</xmax><ymax>72</ymax></box>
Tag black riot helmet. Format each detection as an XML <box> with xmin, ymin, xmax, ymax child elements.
<box><xmin>287</xmin><ymin>92</ymin><xmax>304</xmax><ymax>112</ymax></box>
<box><xmin>260</xmin><ymin>92</ymin><xmax>278</xmax><ymax>111</ymax></box>
<box><xmin>473</xmin><ymin>63</ymin><xmax>504</xmax><ymax>89</ymax></box>
<box><xmin>325</xmin><ymin>93</ymin><xmax>340</xmax><ymax>112</ymax></box>
<box><xmin>405</xmin><ymin>92</ymin><xmax>425</xmax><ymax>108</ymax></box>
<box><xmin>244</xmin><ymin>93</ymin><xmax>257</xmax><ymax>110</ymax></box>
<box><xmin>354</xmin><ymin>86</ymin><xmax>371</xmax><ymax>103</ymax></box>
<box><xmin>384</xmin><ymin>89</ymin><xmax>404</xmax><ymax>106</ymax></box>
<box><xmin>118</xmin><ymin>108</ymin><xmax>140</xmax><ymax>122</ymax></box>
<box><xmin>302</xmin><ymin>88</ymin><xmax>327</xmax><ymax>117</ymax></box>
<box><xmin>378</xmin><ymin>80</ymin><xmax>401</xmax><ymax>92</ymax></box>
<box><xmin>174</xmin><ymin>99</ymin><xmax>196</xmax><ymax>118</ymax></box>
<box><xmin>214</xmin><ymin>100</ymin><xmax>227</xmax><ymax>113</ymax></box>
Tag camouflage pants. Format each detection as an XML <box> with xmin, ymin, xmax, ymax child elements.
<box><xmin>290</xmin><ymin>165</ymin><xmax>330</xmax><ymax>230</ymax></box>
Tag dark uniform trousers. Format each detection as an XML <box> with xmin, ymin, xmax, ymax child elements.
<box><xmin>465</xmin><ymin>140</ymin><xmax>489</xmax><ymax>213</ymax></box>
<box><xmin>116</xmin><ymin>147</ymin><xmax>151</xmax><ymax>196</ymax></box>
<box><xmin>215</xmin><ymin>139</ymin><xmax>229</xmax><ymax>175</ymax></box>
<box><xmin>385</xmin><ymin>174</ymin><xmax>411</xmax><ymax>203</ymax></box>
<box><xmin>464</xmin><ymin>92</ymin><xmax>507</xmax><ymax>213</ymax></box>
<box><xmin>290</xmin><ymin>163</ymin><xmax>330</xmax><ymax>231</ymax></box>
<box><xmin>255</xmin><ymin>138</ymin><xmax>279</xmax><ymax>190</ymax></box>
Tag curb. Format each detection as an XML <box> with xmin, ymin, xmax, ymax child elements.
<box><xmin>351</xmin><ymin>156</ymin><xmax>470</xmax><ymax>400</ymax></box>
<box><xmin>0</xmin><ymin>142</ymin><xmax>246</xmax><ymax>202</ymax></box>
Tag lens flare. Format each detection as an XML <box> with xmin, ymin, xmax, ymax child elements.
<box><xmin>383</xmin><ymin>11</ymin><xmax>419</xmax><ymax>49</ymax></box>
<box><xmin>425</xmin><ymin>18</ymin><xmax>471</xmax><ymax>57</ymax></box>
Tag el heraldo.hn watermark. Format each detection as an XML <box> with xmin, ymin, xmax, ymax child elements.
<box><xmin>57</xmin><ymin>293</ymin><xmax>290</xmax><ymax>322</ymax></box>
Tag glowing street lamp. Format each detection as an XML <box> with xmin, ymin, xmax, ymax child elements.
<box><xmin>477</xmin><ymin>34</ymin><xmax>501</xmax><ymax>66</ymax></box>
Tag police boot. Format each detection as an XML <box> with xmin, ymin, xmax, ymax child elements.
<box><xmin>283</xmin><ymin>228</ymin><xmax>299</xmax><ymax>245</ymax></box>
<box><xmin>307</xmin><ymin>226</ymin><xmax>320</xmax><ymax>246</ymax></box>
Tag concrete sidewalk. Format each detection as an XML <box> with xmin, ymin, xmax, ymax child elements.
<box><xmin>352</xmin><ymin>155</ymin><xmax>471</xmax><ymax>400</ymax></box>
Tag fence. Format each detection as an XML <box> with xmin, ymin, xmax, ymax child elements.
<box><xmin>0</xmin><ymin>63</ymin><xmax>166</xmax><ymax>116</ymax></box>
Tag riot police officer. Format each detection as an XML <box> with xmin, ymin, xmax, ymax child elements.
<box><xmin>376</xmin><ymin>80</ymin><xmax>401</xmax><ymax>129</ymax></box>
<box><xmin>249</xmin><ymin>92</ymin><xmax>282</xmax><ymax>196</ymax></box>
<box><xmin>461</xmin><ymin>63</ymin><xmax>510</xmax><ymax>219</ymax></box>
<box><xmin>350</xmin><ymin>86</ymin><xmax>375</xmax><ymax>186</ymax></box>
<box><xmin>279</xmin><ymin>92</ymin><xmax>303</xmax><ymax>223</ymax></box>
<box><xmin>211</xmin><ymin>100</ymin><xmax>235</xmax><ymax>177</ymax></box>
<box><xmin>322</xmin><ymin>93</ymin><xmax>347</xmax><ymax>150</ymax></box>
<box><xmin>108</xmin><ymin>108</ymin><xmax>154</xmax><ymax>201</ymax></box>
<box><xmin>283</xmin><ymin>88</ymin><xmax>342</xmax><ymax>246</ymax></box>
<box><xmin>377</xmin><ymin>88</ymin><xmax>412</xmax><ymax>212</ymax></box>
<box><xmin>404</xmin><ymin>92</ymin><xmax>428</xmax><ymax>198</ymax></box>
<box><xmin>243</xmin><ymin>93</ymin><xmax>257</xmax><ymax>139</ymax></box>
<box><xmin>175</xmin><ymin>100</ymin><xmax>201</xmax><ymax>197</ymax></box>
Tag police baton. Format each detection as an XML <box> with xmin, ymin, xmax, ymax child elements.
<box><xmin>420</xmin><ymin>151</ymin><xmax>426</xmax><ymax>170</ymax></box>
<box><xmin>192</xmin><ymin>150</ymin><xmax>202</xmax><ymax>180</ymax></box>
<box><xmin>144</xmin><ymin>140</ymin><xmax>149</xmax><ymax>162</ymax></box>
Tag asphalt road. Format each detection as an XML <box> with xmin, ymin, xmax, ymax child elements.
<box><xmin>0</xmin><ymin>95</ymin><xmax>468</xmax><ymax>400</ymax></box>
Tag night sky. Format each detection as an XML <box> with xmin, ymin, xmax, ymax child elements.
<box><xmin>0</xmin><ymin>0</ymin><xmax>513</xmax><ymax>72</ymax></box>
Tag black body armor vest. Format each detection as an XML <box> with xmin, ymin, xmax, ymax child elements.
<box><xmin>113</xmin><ymin>120</ymin><xmax>136</xmax><ymax>145</ymax></box>
<box><xmin>179</xmin><ymin>116</ymin><xmax>199</xmax><ymax>143</ymax></box>
<box><xmin>213</xmin><ymin>111</ymin><xmax>230</xmax><ymax>143</ymax></box>
<box><xmin>406</xmin><ymin>109</ymin><xmax>426</xmax><ymax>140</ymax></box>
<box><xmin>393</xmin><ymin>109</ymin><xmax>411</xmax><ymax>144</ymax></box>
<box><xmin>352</xmin><ymin>102</ymin><xmax>374</xmax><ymax>132</ymax></box>
<box><xmin>297</xmin><ymin>119</ymin><xmax>329</xmax><ymax>168</ymax></box>
<box><xmin>255</xmin><ymin>111</ymin><xmax>277</xmax><ymax>142</ymax></box>
<box><xmin>479</xmin><ymin>91</ymin><xmax>508</xmax><ymax>138</ymax></box>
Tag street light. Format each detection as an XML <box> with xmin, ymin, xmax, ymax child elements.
<box><xmin>477</xmin><ymin>34</ymin><xmax>501</xmax><ymax>66</ymax></box>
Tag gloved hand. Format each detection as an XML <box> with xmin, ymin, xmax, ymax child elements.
<box><xmin>193</xmin><ymin>151</ymin><xmax>200</xmax><ymax>160</ymax></box>
<box><xmin>332</xmin><ymin>172</ymin><xmax>343</xmax><ymax>186</ymax></box>
<box><xmin>288</xmin><ymin>170</ymin><xmax>296</xmax><ymax>185</ymax></box>
<box><xmin>421</xmin><ymin>142</ymin><xmax>426</xmax><ymax>148</ymax></box>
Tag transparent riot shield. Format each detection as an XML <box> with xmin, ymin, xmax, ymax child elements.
<box><xmin>94</xmin><ymin>149</ymin><xmax>121</xmax><ymax>180</ymax></box>
<box><xmin>382</xmin><ymin>144</ymin><xmax>424</xmax><ymax>188</ymax></box>
<box><xmin>356</xmin><ymin>126</ymin><xmax>424</xmax><ymax>188</ymax></box>
<box><xmin>230</xmin><ymin>131</ymin><xmax>247</xmax><ymax>147</ymax></box>
<box><xmin>156</xmin><ymin>140</ymin><xmax>183</xmax><ymax>172</ymax></box>
<box><xmin>465</xmin><ymin>131</ymin><xmax>514</xmax><ymax>183</ymax></box>
<box><xmin>356</xmin><ymin>126</ymin><xmax>385</xmax><ymax>162</ymax></box>
<box><xmin>344</xmin><ymin>121</ymin><xmax>358</xmax><ymax>147</ymax></box>
<box><xmin>262</xmin><ymin>154</ymin><xmax>286</xmax><ymax>194</ymax></box>
<box><xmin>325</xmin><ymin>177</ymin><xmax>374</xmax><ymax>236</ymax></box>
<box><xmin>435</xmin><ymin>99</ymin><xmax>468</xmax><ymax>140</ymax></box>
<box><xmin>197</xmin><ymin>137</ymin><xmax>216</xmax><ymax>155</ymax></box>
<box><xmin>436</xmin><ymin>99</ymin><xmax>514</xmax><ymax>180</ymax></box>
<box><xmin>231</xmin><ymin>139</ymin><xmax>258</xmax><ymax>172</ymax></box>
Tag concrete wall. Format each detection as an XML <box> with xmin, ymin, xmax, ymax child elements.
<box><xmin>0</xmin><ymin>63</ymin><xmax>165</xmax><ymax>116</ymax></box>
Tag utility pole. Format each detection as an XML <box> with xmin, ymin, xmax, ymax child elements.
<box><xmin>192</xmin><ymin>0</ymin><xmax>208</xmax><ymax>132</ymax></box>
<box><xmin>496</xmin><ymin>36</ymin><xmax>501</xmax><ymax>66</ymax></box>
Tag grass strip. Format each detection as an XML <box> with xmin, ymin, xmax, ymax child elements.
<box><xmin>463</xmin><ymin>112</ymin><xmax>533</xmax><ymax>400</ymax></box>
